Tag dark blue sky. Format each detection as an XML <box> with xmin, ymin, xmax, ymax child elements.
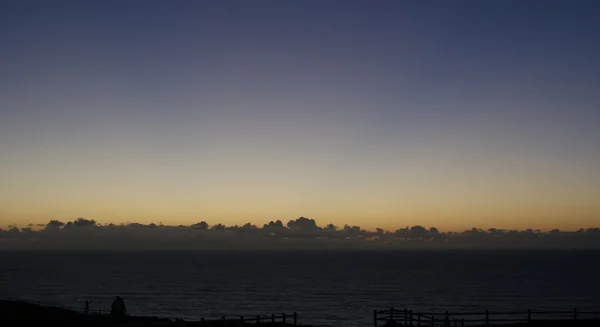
<box><xmin>1</xmin><ymin>0</ymin><xmax>599</xmax><ymax>229</ymax></box>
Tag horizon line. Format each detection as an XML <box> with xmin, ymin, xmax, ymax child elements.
<box><xmin>3</xmin><ymin>217</ymin><xmax>599</xmax><ymax>233</ymax></box>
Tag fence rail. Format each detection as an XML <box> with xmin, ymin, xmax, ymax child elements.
<box><xmin>374</xmin><ymin>307</ymin><xmax>600</xmax><ymax>327</ymax></box>
<box><xmin>3</xmin><ymin>297</ymin><xmax>297</xmax><ymax>325</ymax></box>
<box><xmin>207</xmin><ymin>313</ymin><xmax>297</xmax><ymax>325</ymax></box>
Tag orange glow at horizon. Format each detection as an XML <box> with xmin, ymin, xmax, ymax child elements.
<box><xmin>1</xmin><ymin>203</ymin><xmax>598</xmax><ymax>232</ymax></box>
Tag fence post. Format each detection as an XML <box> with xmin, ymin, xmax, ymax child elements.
<box><xmin>528</xmin><ymin>309</ymin><xmax>531</xmax><ymax>322</ymax></box>
<box><xmin>404</xmin><ymin>309</ymin><xmax>408</xmax><ymax>326</ymax></box>
<box><xmin>293</xmin><ymin>312</ymin><xmax>297</xmax><ymax>326</ymax></box>
<box><xmin>445</xmin><ymin>311</ymin><xmax>449</xmax><ymax>327</ymax></box>
<box><xmin>461</xmin><ymin>318</ymin><xmax>464</xmax><ymax>327</ymax></box>
<box><xmin>272</xmin><ymin>314</ymin><xmax>275</xmax><ymax>323</ymax></box>
<box><xmin>257</xmin><ymin>315</ymin><xmax>260</xmax><ymax>323</ymax></box>
<box><xmin>485</xmin><ymin>309</ymin><xmax>489</xmax><ymax>326</ymax></box>
<box><xmin>409</xmin><ymin>310</ymin><xmax>413</xmax><ymax>326</ymax></box>
<box><xmin>283</xmin><ymin>313</ymin><xmax>287</xmax><ymax>324</ymax></box>
<box><xmin>431</xmin><ymin>315</ymin><xmax>435</xmax><ymax>327</ymax></box>
<box><xmin>374</xmin><ymin>310</ymin><xmax>378</xmax><ymax>327</ymax></box>
<box><xmin>240</xmin><ymin>316</ymin><xmax>244</xmax><ymax>323</ymax></box>
<box><xmin>390</xmin><ymin>307</ymin><xmax>394</xmax><ymax>321</ymax></box>
<box><xmin>574</xmin><ymin>308</ymin><xmax>577</xmax><ymax>320</ymax></box>
<box><xmin>417</xmin><ymin>313</ymin><xmax>421</xmax><ymax>326</ymax></box>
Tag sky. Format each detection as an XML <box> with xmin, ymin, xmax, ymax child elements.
<box><xmin>1</xmin><ymin>0</ymin><xmax>599</xmax><ymax>231</ymax></box>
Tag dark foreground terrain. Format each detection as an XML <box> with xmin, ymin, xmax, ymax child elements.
<box><xmin>0</xmin><ymin>300</ymin><xmax>299</xmax><ymax>327</ymax></box>
<box><xmin>1</xmin><ymin>299</ymin><xmax>598</xmax><ymax>327</ymax></box>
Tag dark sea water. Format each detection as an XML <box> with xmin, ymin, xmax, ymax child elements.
<box><xmin>1</xmin><ymin>250</ymin><xmax>599</xmax><ymax>326</ymax></box>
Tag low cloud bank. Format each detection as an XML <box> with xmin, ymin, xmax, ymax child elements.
<box><xmin>2</xmin><ymin>217</ymin><xmax>599</xmax><ymax>250</ymax></box>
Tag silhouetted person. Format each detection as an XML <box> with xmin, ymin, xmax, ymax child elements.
<box><xmin>110</xmin><ymin>296</ymin><xmax>126</xmax><ymax>316</ymax></box>
<box><xmin>84</xmin><ymin>300</ymin><xmax>90</xmax><ymax>314</ymax></box>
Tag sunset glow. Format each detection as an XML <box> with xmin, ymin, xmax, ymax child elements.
<box><xmin>1</xmin><ymin>1</ymin><xmax>598</xmax><ymax>231</ymax></box>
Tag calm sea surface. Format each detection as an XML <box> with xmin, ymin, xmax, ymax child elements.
<box><xmin>1</xmin><ymin>250</ymin><xmax>599</xmax><ymax>326</ymax></box>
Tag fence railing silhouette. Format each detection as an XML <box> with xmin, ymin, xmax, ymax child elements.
<box><xmin>374</xmin><ymin>307</ymin><xmax>600</xmax><ymax>327</ymax></box>
<box><xmin>205</xmin><ymin>313</ymin><xmax>297</xmax><ymax>325</ymax></box>
<box><xmin>4</xmin><ymin>297</ymin><xmax>297</xmax><ymax>325</ymax></box>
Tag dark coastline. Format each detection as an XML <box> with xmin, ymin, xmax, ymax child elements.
<box><xmin>2</xmin><ymin>299</ymin><xmax>599</xmax><ymax>327</ymax></box>
<box><xmin>0</xmin><ymin>299</ymin><xmax>300</xmax><ymax>327</ymax></box>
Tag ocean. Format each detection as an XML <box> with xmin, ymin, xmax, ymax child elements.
<box><xmin>1</xmin><ymin>250</ymin><xmax>599</xmax><ymax>326</ymax></box>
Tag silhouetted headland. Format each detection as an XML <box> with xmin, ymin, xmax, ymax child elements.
<box><xmin>1</xmin><ymin>299</ymin><xmax>300</xmax><ymax>327</ymax></box>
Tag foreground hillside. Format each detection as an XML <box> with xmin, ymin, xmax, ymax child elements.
<box><xmin>0</xmin><ymin>300</ymin><xmax>296</xmax><ymax>327</ymax></box>
<box><xmin>2</xmin><ymin>299</ymin><xmax>598</xmax><ymax>327</ymax></box>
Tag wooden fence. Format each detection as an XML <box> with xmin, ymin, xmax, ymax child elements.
<box><xmin>203</xmin><ymin>313</ymin><xmax>297</xmax><ymax>325</ymax></box>
<box><xmin>374</xmin><ymin>307</ymin><xmax>600</xmax><ymax>327</ymax></box>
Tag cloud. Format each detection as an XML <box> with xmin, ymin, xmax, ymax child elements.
<box><xmin>1</xmin><ymin>217</ymin><xmax>599</xmax><ymax>250</ymax></box>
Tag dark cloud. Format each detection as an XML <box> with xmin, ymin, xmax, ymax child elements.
<box><xmin>1</xmin><ymin>217</ymin><xmax>599</xmax><ymax>250</ymax></box>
